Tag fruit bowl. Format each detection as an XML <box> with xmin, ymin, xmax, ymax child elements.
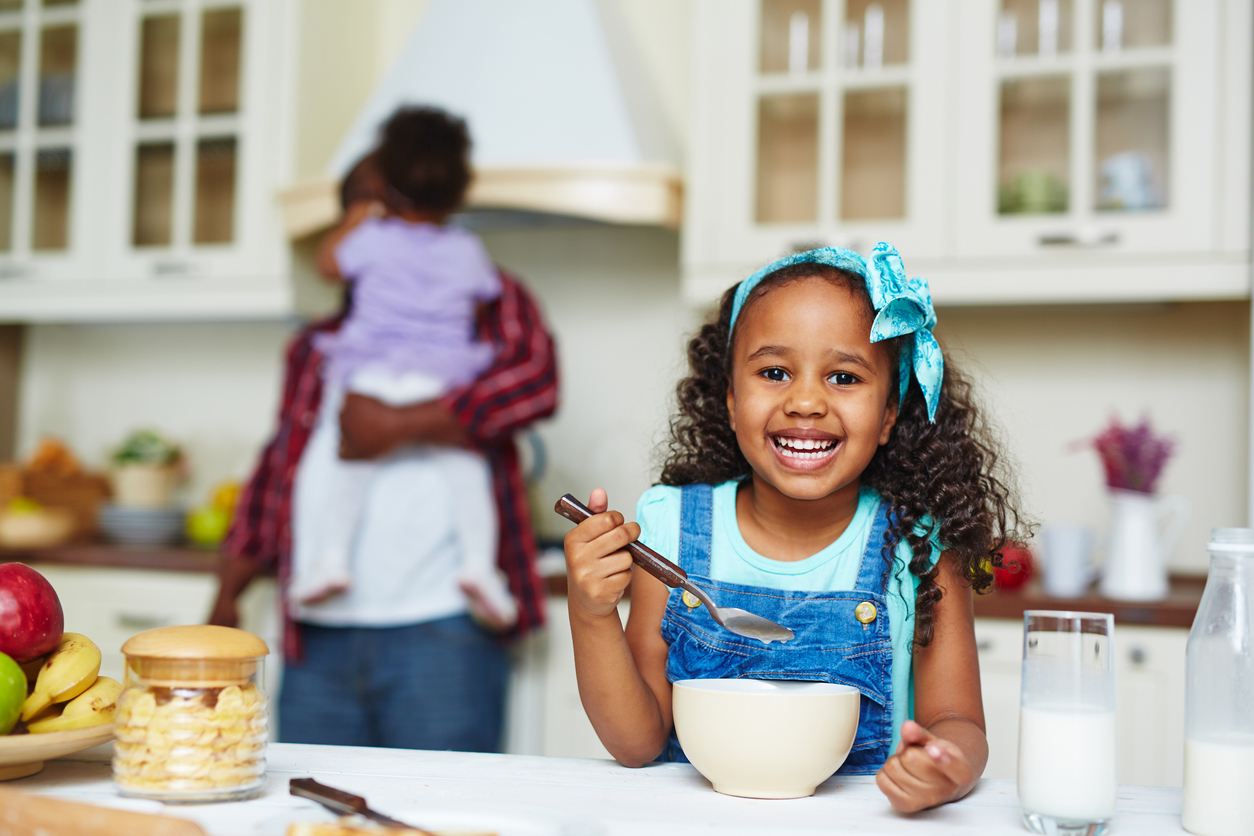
<box><xmin>0</xmin><ymin>507</ymin><xmax>75</xmax><ymax>549</ymax></box>
<box><xmin>0</xmin><ymin>723</ymin><xmax>114</xmax><ymax>780</ymax></box>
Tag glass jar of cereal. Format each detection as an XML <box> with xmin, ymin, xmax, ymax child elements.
<box><xmin>113</xmin><ymin>625</ymin><xmax>269</xmax><ymax>802</ymax></box>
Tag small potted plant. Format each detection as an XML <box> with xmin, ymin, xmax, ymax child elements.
<box><xmin>109</xmin><ymin>429</ymin><xmax>185</xmax><ymax>508</ymax></box>
<box><xmin>1085</xmin><ymin>415</ymin><xmax>1188</xmax><ymax>600</ymax></box>
<box><xmin>1090</xmin><ymin>415</ymin><xmax>1175</xmax><ymax>495</ymax></box>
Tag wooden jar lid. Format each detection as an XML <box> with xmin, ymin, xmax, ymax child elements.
<box><xmin>121</xmin><ymin>625</ymin><xmax>269</xmax><ymax>659</ymax></box>
<box><xmin>122</xmin><ymin>626</ymin><xmax>269</xmax><ymax>687</ymax></box>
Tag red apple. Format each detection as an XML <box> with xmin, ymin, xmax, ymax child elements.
<box><xmin>993</xmin><ymin>546</ymin><xmax>1035</xmax><ymax>591</ymax></box>
<box><xmin>0</xmin><ymin>563</ymin><xmax>64</xmax><ymax>662</ymax></box>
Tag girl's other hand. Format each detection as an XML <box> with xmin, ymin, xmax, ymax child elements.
<box><xmin>876</xmin><ymin>720</ymin><xmax>977</xmax><ymax>813</ymax></box>
<box><xmin>563</xmin><ymin>488</ymin><xmax>639</xmax><ymax>621</ymax></box>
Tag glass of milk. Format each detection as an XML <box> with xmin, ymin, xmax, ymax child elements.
<box><xmin>1017</xmin><ymin>610</ymin><xmax>1117</xmax><ymax>836</ymax></box>
<box><xmin>1182</xmin><ymin>528</ymin><xmax>1254</xmax><ymax>836</ymax></box>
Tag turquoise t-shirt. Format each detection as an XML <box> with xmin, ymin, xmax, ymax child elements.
<box><xmin>636</xmin><ymin>480</ymin><xmax>941</xmax><ymax>754</ymax></box>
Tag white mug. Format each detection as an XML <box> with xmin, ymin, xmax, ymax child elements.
<box><xmin>1039</xmin><ymin>524</ymin><xmax>1096</xmax><ymax>598</ymax></box>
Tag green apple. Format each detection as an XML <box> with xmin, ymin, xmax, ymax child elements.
<box><xmin>185</xmin><ymin>505</ymin><xmax>230</xmax><ymax>547</ymax></box>
<box><xmin>0</xmin><ymin>652</ymin><xmax>25</xmax><ymax>734</ymax></box>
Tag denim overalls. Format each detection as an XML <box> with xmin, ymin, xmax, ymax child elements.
<box><xmin>658</xmin><ymin>484</ymin><xmax>895</xmax><ymax>773</ymax></box>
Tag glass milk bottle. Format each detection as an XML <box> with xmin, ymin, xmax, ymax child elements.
<box><xmin>1182</xmin><ymin>529</ymin><xmax>1254</xmax><ymax>836</ymax></box>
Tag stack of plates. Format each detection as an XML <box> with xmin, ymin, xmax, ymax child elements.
<box><xmin>98</xmin><ymin>505</ymin><xmax>186</xmax><ymax>546</ymax></box>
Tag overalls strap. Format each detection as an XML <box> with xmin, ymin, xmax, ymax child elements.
<box><xmin>854</xmin><ymin>498</ymin><xmax>894</xmax><ymax>591</ymax></box>
<box><xmin>678</xmin><ymin>482</ymin><xmax>714</xmax><ymax>575</ymax></box>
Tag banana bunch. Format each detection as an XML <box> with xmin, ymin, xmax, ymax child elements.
<box><xmin>19</xmin><ymin>633</ymin><xmax>120</xmax><ymax>733</ymax></box>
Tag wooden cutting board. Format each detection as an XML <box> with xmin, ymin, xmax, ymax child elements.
<box><xmin>0</xmin><ymin>786</ymin><xmax>207</xmax><ymax>836</ymax></box>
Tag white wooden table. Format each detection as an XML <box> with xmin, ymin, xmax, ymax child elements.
<box><xmin>11</xmin><ymin>742</ymin><xmax>1190</xmax><ymax>835</ymax></box>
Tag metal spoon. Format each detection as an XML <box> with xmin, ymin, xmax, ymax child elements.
<box><xmin>554</xmin><ymin>494</ymin><xmax>794</xmax><ymax>644</ymax></box>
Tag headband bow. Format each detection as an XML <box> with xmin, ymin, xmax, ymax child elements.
<box><xmin>729</xmin><ymin>242</ymin><xmax>944</xmax><ymax>422</ymax></box>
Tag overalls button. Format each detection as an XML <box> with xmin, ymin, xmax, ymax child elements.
<box><xmin>681</xmin><ymin>591</ymin><xmax>701</xmax><ymax>610</ymax></box>
<box><xmin>855</xmin><ymin>602</ymin><xmax>878</xmax><ymax>624</ymax></box>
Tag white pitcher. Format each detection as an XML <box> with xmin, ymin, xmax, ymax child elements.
<box><xmin>1099</xmin><ymin>489</ymin><xmax>1190</xmax><ymax>600</ymax></box>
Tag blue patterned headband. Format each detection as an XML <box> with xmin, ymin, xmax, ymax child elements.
<box><xmin>728</xmin><ymin>242</ymin><xmax>944</xmax><ymax>422</ymax></box>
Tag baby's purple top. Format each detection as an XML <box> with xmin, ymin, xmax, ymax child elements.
<box><xmin>315</xmin><ymin>217</ymin><xmax>502</xmax><ymax>389</ymax></box>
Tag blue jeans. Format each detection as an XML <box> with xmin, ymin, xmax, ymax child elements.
<box><xmin>278</xmin><ymin>616</ymin><xmax>508</xmax><ymax>751</ymax></box>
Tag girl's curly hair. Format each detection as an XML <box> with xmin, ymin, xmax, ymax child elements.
<box><xmin>659</xmin><ymin>263</ymin><xmax>1031</xmax><ymax>646</ymax></box>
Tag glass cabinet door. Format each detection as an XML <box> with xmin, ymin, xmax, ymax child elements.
<box><xmin>122</xmin><ymin>0</ymin><xmax>247</xmax><ymax>275</ymax></box>
<box><xmin>956</xmin><ymin>0</ymin><xmax>1217</xmax><ymax>257</ymax></box>
<box><xmin>0</xmin><ymin>0</ymin><xmax>292</xmax><ymax>315</ymax></box>
<box><xmin>754</xmin><ymin>0</ymin><xmax>914</xmax><ymax>230</ymax></box>
<box><xmin>0</xmin><ymin>0</ymin><xmax>82</xmax><ymax>274</ymax></box>
<box><xmin>697</xmin><ymin>0</ymin><xmax>948</xmax><ymax>271</ymax></box>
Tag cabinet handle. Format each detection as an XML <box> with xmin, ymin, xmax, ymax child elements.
<box><xmin>1038</xmin><ymin>230</ymin><xmax>1120</xmax><ymax>248</ymax></box>
<box><xmin>977</xmin><ymin>639</ymin><xmax>995</xmax><ymax>652</ymax></box>
<box><xmin>116</xmin><ymin>613</ymin><xmax>169</xmax><ymax>631</ymax></box>
<box><xmin>153</xmin><ymin>259</ymin><xmax>193</xmax><ymax>277</ymax></box>
<box><xmin>1129</xmin><ymin>647</ymin><xmax>1147</xmax><ymax>665</ymax></box>
<box><xmin>789</xmin><ymin>237</ymin><xmax>861</xmax><ymax>254</ymax></box>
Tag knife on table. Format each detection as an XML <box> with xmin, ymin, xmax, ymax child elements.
<box><xmin>290</xmin><ymin>777</ymin><xmax>437</xmax><ymax>835</ymax></box>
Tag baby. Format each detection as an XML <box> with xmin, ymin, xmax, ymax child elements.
<box><xmin>290</xmin><ymin>106</ymin><xmax>516</xmax><ymax>628</ymax></box>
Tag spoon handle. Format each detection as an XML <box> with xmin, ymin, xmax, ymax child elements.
<box><xmin>554</xmin><ymin>494</ymin><xmax>690</xmax><ymax>589</ymax></box>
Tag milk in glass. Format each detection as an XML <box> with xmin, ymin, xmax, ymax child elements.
<box><xmin>1017</xmin><ymin>706</ymin><xmax>1117</xmax><ymax>821</ymax></box>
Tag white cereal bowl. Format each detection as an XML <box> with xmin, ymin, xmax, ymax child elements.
<box><xmin>671</xmin><ymin>679</ymin><xmax>861</xmax><ymax>799</ymax></box>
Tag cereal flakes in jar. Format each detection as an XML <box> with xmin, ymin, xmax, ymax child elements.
<box><xmin>113</xmin><ymin>625</ymin><xmax>269</xmax><ymax>802</ymax></box>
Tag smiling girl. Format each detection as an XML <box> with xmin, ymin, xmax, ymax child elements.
<box><xmin>563</xmin><ymin>245</ymin><xmax>1029</xmax><ymax>812</ymax></box>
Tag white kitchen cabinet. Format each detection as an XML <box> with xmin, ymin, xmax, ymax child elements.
<box><xmin>684</xmin><ymin>0</ymin><xmax>1252</xmax><ymax>305</ymax></box>
<box><xmin>973</xmin><ymin>617</ymin><xmax>1024</xmax><ymax>781</ymax></box>
<box><xmin>947</xmin><ymin>0</ymin><xmax>1250</xmax><ymax>300</ymax></box>
<box><xmin>31</xmin><ymin>564</ymin><xmax>281</xmax><ymax>704</ymax></box>
<box><xmin>685</xmin><ymin>0</ymin><xmax>951</xmax><ymax>303</ymax></box>
<box><xmin>1113</xmin><ymin>623</ymin><xmax>1187</xmax><ymax>787</ymax></box>
<box><xmin>531</xmin><ymin>595</ymin><xmax>624</xmax><ymax>760</ymax></box>
<box><xmin>0</xmin><ymin>0</ymin><xmax>301</xmax><ymax>321</ymax></box>
<box><xmin>0</xmin><ymin>0</ymin><xmax>91</xmax><ymax>283</ymax></box>
<box><xmin>975</xmin><ymin>617</ymin><xmax>1187</xmax><ymax>787</ymax></box>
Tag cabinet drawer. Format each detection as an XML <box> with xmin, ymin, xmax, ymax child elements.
<box><xmin>1114</xmin><ymin>626</ymin><xmax>1188</xmax><ymax>787</ymax></box>
<box><xmin>974</xmin><ymin>618</ymin><xmax>1025</xmax><ymax>779</ymax></box>
<box><xmin>974</xmin><ymin>618</ymin><xmax>1024</xmax><ymax>667</ymax></box>
<box><xmin>37</xmin><ymin>566</ymin><xmax>220</xmax><ymax>681</ymax></box>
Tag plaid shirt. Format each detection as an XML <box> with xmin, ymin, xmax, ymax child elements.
<box><xmin>222</xmin><ymin>272</ymin><xmax>559</xmax><ymax>657</ymax></box>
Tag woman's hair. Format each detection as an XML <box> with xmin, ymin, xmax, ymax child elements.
<box><xmin>658</xmin><ymin>263</ymin><xmax>1030</xmax><ymax>646</ymax></box>
<box><xmin>376</xmin><ymin>106</ymin><xmax>472</xmax><ymax>214</ymax></box>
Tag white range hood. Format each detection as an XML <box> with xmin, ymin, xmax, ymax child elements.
<box><xmin>281</xmin><ymin>0</ymin><xmax>682</xmax><ymax>237</ymax></box>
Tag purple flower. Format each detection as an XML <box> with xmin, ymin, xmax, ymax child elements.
<box><xmin>1088</xmin><ymin>415</ymin><xmax>1175</xmax><ymax>494</ymax></box>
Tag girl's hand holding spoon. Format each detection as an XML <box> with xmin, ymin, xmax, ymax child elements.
<box><xmin>562</xmin><ymin>488</ymin><xmax>640</xmax><ymax>620</ymax></box>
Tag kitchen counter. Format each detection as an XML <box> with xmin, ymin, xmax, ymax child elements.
<box><xmin>971</xmin><ymin>575</ymin><xmax>1206</xmax><ymax>629</ymax></box>
<box><xmin>14</xmin><ymin>742</ymin><xmax>1191</xmax><ymax>835</ymax></box>
<box><xmin>0</xmin><ymin>542</ymin><xmax>270</xmax><ymax>574</ymax></box>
